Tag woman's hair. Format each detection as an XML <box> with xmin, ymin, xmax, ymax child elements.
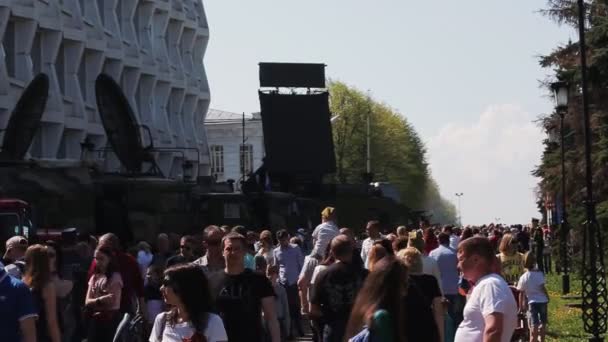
<box><xmin>407</xmin><ymin>231</ymin><xmax>425</xmax><ymax>254</ymax></box>
<box><xmin>460</xmin><ymin>228</ymin><xmax>474</xmax><ymax>241</ymax></box>
<box><xmin>397</xmin><ymin>247</ymin><xmax>423</xmax><ymax>274</ymax></box>
<box><xmin>23</xmin><ymin>244</ymin><xmax>52</xmax><ymax>291</ymax></box>
<box><xmin>94</xmin><ymin>246</ymin><xmax>119</xmax><ymax>280</ymax></box>
<box><xmin>44</xmin><ymin>240</ymin><xmax>63</xmax><ymax>277</ymax></box>
<box><xmin>392</xmin><ymin>237</ymin><xmax>409</xmax><ymax>252</ymax></box>
<box><xmin>499</xmin><ymin>233</ymin><xmax>517</xmax><ymax>256</ymax></box>
<box><xmin>523</xmin><ymin>252</ymin><xmax>536</xmax><ymax>270</ymax></box>
<box><xmin>164</xmin><ymin>264</ymin><xmax>212</xmax><ymax>332</ymax></box>
<box><xmin>367</xmin><ymin>240</ymin><xmax>394</xmax><ymax>271</ymax></box>
<box><xmin>345</xmin><ymin>257</ymin><xmax>408</xmax><ymax>342</ymax></box>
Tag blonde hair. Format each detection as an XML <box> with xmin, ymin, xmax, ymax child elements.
<box><xmin>397</xmin><ymin>247</ymin><xmax>423</xmax><ymax>274</ymax></box>
<box><xmin>407</xmin><ymin>231</ymin><xmax>424</xmax><ymax>254</ymax></box>
<box><xmin>499</xmin><ymin>233</ymin><xmax>517</xmax><ymax>256</ymax></box>
<box><xmin>396</xmin><ymin>226</ymin><xmax>408</xmax><ymax>238</ymax></box>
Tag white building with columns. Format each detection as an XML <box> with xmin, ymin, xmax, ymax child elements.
<box><xmin>205</xmin><ymin>109</ymin><xmax>265</xmax><ymax>191</ymax></box>
<box><xmin>0</xmin><ymin>0</ymin><xmax>211</xmax><ymax>178</ymax></box>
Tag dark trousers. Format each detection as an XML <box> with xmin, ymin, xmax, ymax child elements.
<box><xmin>543</xmin><ymin>253</ymin><xmax>552</xmax><ymax>274</ymax></box>
<box><xmin>445</xmin><ymin>294</ymin><xmax>465</xmax><ymax>339</ymax></box>
<box><xmin>86</xmin><ymin>313</ymin><xmax>121</xmax><ymax>342</ymax></box>
<box><xmin>283</xmin><ymin>283</ymin><xmax>303</xmax><ymax>336</ymax></box>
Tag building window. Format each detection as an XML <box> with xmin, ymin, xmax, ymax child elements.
<box><xmin>210</xmin><ymin>145</ymin><xmax>224</xmax><ymax>179</ymax></box>
<box><xmin>240</xmin><ymin>144</ymin><xmax>253</xmax><ymax>175</ymax></box>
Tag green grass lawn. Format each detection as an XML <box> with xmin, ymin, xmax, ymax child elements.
<box><xmin>545</xmin><ymin>273</ymin><xmax>587</xmax><ymax>341</ymax></box>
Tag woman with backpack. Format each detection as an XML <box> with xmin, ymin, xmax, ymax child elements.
<box><xmin>149</xmin><ymin>264</ymin><xmax>227</xmax><ymax>342</ymax></box>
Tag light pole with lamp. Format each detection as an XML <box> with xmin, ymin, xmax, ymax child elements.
<box><xmin>575</xmin><ymin>1</ymin><xmax>608</xmax><ymax>340</ymax></box>
<box><xmin>551</xmin><ymin>80</ymin><xmax>571</xmax><ymax>295</ymax></box>
<box><xmin>455</xmin><ymin>193</ymin><xmax>463</xmax><ymax>226</ymax></box>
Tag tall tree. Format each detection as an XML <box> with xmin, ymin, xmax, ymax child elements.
<box><xmin>329</xmin><ymin>80</ymin><xmax>456</xmax><ymax>224</ymax></box>
<box><xmin>535</xmin><ymin>0</ymin><xmax>608</xmax><ymax>228</ymax></box>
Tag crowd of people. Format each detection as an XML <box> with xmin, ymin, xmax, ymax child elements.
<box><xmin>0</xmin><ymin>206</ymin><xmax>555</xmax><ymax>342</ymax></box>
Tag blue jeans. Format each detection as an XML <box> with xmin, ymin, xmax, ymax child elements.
<box><xmin>528</xmin><ymin>302</ymin><xmax>548</xmax><ymax>327</ymax></box>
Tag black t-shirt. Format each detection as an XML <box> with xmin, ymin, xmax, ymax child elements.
<box><xmin>404</xmin><ymin>274</ymin><xmax>441</xmax><ymax>342</ymax></box>
<box><xmin>311</xmin><ymin>262</ymin><xmax>367</xmax><ymax>340</ymax></box>
<box><xmin>216</xmin><ymin>269</ymin><xmax>275</xmax><ymax>342</ymax></box>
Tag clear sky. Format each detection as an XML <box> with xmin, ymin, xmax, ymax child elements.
<box><xmin>204</xmin><ymin>0</ymin><xmax>576</xmax><ymax>225</ymax></box>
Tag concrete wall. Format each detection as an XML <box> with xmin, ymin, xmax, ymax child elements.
<box><xmin>0</xmin><ymin>0</ymin><xmax>210</xmax><ymax>178</ymax></box>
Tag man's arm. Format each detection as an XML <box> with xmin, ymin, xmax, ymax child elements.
<box><xmin>483</xmin><ymin>312</ymin><xmax>504</xmax><ymax>342</ymax></box>
<box><xmin>20</xmin><ymin>316</ymin><xmax>37</xmax><ymax>342</ymax></box>
<box><xmin>261</xmin><ymin>296</ymin><xmax>281</xmax><ymax>342</ymax></box>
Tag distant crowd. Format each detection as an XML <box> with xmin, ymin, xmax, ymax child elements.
<box><xmin>0</xmin><ymin>207</ymin><xmax>554</xmax><ymax>342</ymax></box>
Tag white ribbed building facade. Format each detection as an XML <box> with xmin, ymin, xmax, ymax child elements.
<box><xmin>0</xmin><ymin>0</ymin><xmax>210</xmax><ymax>178</ymax></box>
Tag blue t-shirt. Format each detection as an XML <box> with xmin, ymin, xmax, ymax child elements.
<box><xmin>0</xmin><ymin>267</ymin><xmax>38</xmax><ymax>342</ymax></box>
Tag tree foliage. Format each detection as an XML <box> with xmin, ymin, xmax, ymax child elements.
<box><xmin>535</xmin><ymin>0</ymin><xmax>608</xmax><ymax>228</ymax></box>
<box><xmin>328</xmin><ymin>81</ymin><xmax>457</xmax><ymax>224</ymax></box>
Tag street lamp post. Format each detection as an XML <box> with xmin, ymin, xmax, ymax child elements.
<box><xmin>455</xmin><ymin>193</ymin><xmax>463</xmax><ymax>226</ymax></box>
<box><xmin>551</xmin><ymin>80</ymin><xmax>571</xmax><ymax>295</ymax></box>
<box><xmin>576</xmin><ymin>1</ymin><xmax>608</xmax><ymax>340</ymax></box>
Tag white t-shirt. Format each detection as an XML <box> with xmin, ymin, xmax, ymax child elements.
<box><xmin>361</xmin><ymin>238</ymin><xmax>374</xmax><ymax>269</ymax></box>
<box><xmin>455</xmin><ymin>273</ymin><xmax>517</xmax><ymax>342</ymax></box>
<box><xmin>517</xmin><ymin>270</ymin><xmax>548</xmax><ymax>304</ymax></box>
<box><xmin>149</xmin><ymin>312</ymin><xmax>228</xmax><ymax>342</ymax></box>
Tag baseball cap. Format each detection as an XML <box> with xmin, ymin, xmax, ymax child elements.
<box><xmin>6</xmin><ymin>236</ymin><xmax>28</xmax><ymax>250</ymax></box>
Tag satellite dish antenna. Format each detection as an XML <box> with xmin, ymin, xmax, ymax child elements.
<box><xmin>0</xmin><ymin>73</ymin><xmax>49</xmax><ymax>160</ymax></box>
<box><xmin>95</xmin><ymin>73</ymin><xmax>146</xmax><ymax>173</ymax></box>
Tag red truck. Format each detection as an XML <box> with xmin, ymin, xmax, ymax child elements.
<box><xmin>0</xmin><ymin>199</ymin><xmax>34</xmax><ymax>251</ymax></box>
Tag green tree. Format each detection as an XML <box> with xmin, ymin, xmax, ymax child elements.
<box><xmin>329</xmin><ymin>80</ymin><xmax>457</xmax><ymax>224</ymax></box>
<box><xmin>535</xmin><ymin>1</ymin><xmax>608</xmax><ymax>229</ymax></box>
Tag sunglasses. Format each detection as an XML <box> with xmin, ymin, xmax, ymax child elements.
<box><xmin>180</xmin><ymin>245</ymin><xmax>191</xmax><ymax>251</ymax></box>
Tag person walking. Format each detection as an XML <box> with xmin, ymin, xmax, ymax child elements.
<box><xmin>272</xmin><ymin>229</ymin><xmax>305</xmax><ymax>338</ymax></box>
<box><xmin>361</xmin><ymin>221</ymin><xmax>382</xmax><ymax>269</ymax></box>
<box><xmin>310</xmin><ymin>235</ymin><xmax>368</xmax><ymax>342</ymax></box>
<box><xmin>345</xmin><ymin>257</ymin><xmax>408</xmax><ymax>341</ymax></box>
<box><xmin>0</xmin><ymin>261</ymin><xmax>38</xmax><ymax>342</ymax></box>
<box><xmin>149</xmin><ymin>264</ymin><xmax>227</xmax><ymax>342</ymax></box>
<box><xmin>193</xmin><ymin>225</ymin><xmax>226</xmax><ymax>300</ymax></box>
<box><xmin>399</xmin><ymin>247</ymin><xmax>444</xmax><ymax>342</ymax></box>
<box><xmin>497</xmin><ymin>233</ymin><xmax>525</xmax><ymax>285</ymax></box>
<box><xmin>88</xmin><ymin>233</ymin><xmax>145</xmax><ymax>318</ymax></box>
<box><xmin>85</xmin><ymin>246</ymin><xmax>123</xmax><ymax>342</ymax></box>
<box><xmin>216</xmin><ymin>232</ymin><xmax>280</xmax><ymax>342</ymax></box>
<box><xmin>3</xmin><ymin>236</ymin><xmax>28</xmax><ymax>279</ymax></box>
<box><xmin>430</xmin><ymin>233</ymin><xmax>463</xmax><ymax>340</ymax></box>
<box><xmin>455</xmin><ymin>237</ymin><xmax>517</xmax><ymax>342</ymax></box>
<box><xmin>166</xmin><ymin>236</ymin><xmax>196</xmax><ymax>268</ymax></box>
<box><xmin>312</xmin><ymin>207</ymin><xmax>340</xmax><ymax>258</ymax></box>
<box><xmin>257</xmin><ymin>230</ymin><xmax>276</xmax><ymax>266</ymax></box>
<box><xmin>23</xmin><ymin>245</ymin><xmax>62</xmax><ymax>342</ymax></box>
<box><xmin>517</xmin><ymin>253</ymin><xmax>549</xmax><ymax>342</ymax></box>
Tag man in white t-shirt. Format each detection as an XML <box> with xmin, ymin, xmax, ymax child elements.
<box><xmin>455</xmin><ymin>237</ymin><xmax>517</xmax><ymax>342</ymax></box>
<box><xmin>361</xmin><ymin>220</ymin><xmax>382</xmax><ymax>269</ymax></box>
